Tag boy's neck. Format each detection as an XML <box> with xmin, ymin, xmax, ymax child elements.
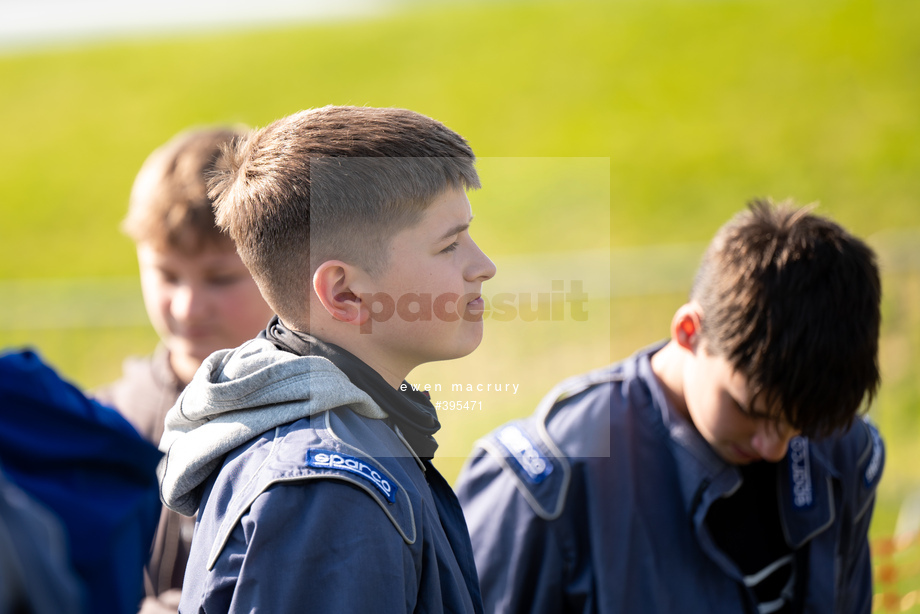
<box><xmin>169</xmin><ymin>351</ymin><xmax>200</xmax><ymax>387</ymax></box>
<box><xmin>649</xmin><ymin>341</ymin><xmax>690</xmax><ymax>419</ymax></box>
<box><xmin>345</xmin><ymin>345</ymin><xmax>409</xmax><ymax>389</ymax></box>
<box><xmin>294</xmin><ymin>323</ymin><xmax>410</xmax><ymax>389</ymax></box>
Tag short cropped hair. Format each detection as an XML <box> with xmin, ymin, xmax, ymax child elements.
<box><xmin>691</xmin><ymin>199</ymin><xmax>881</xmax><ymax>437</ymax></box>
<box><xmin>123</xmin><ymin>127</ymin><xmax>245</xmax><ymax>252</ymax></box>
<box><xmin>209</xmin><ymin>105</ymin><xmax>480</xmax><ymax>327</ymax></box>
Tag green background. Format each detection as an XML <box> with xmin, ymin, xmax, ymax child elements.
<box><xmin>2</xmin><ymin>0</ymin><xmax>918</xmax><ymax>607</ymax></box>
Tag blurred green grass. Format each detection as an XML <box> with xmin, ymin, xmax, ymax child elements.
<box><xmin>2</xmin><ymin>0</ymin><xmax>919</xmax><ymax>277</ymax></box>
<box><xmin>1</xmin><ymin>0</ymin><xmax>919</xmax><ymax>607</ymax></box>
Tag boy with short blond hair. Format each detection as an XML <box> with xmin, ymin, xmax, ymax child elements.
<box><xmin>457</xmin><ymin>200</ymin><xmax>883</xmax><ymax>613</ymax></box>
<box><xmin>96</xmin><ymin>127</ymin><xmax>274</xmax><ymax>612</ymax></box>
<box><xmin>158</xmin><ymin>106</ymin><xmax>495</xmax><ymax>613</ymax></box>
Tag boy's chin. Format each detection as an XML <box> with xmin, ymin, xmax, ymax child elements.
<box><xmin>427</xmin><ymin>329</ymin><xmax>485</xmax><ymax>364</ymax></box>
<box><xmin>458</xmin><ymin>325</ymin><xmax>485</xmax><ymax>356</ymax></box>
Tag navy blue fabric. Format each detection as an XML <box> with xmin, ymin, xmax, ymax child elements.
<box><xmin>0</xmin><ymin>349</ymin><xmax>163</xmax><ymax>614</ymax></box>
<box><xmin>424</xmin><ymin>459</ymin><xmax>485</xmax><ymax>614</ymax></box>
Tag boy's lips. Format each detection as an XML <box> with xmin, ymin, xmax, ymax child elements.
<box><xmin>176</xmin><ymin>326</ymin><xmax>214</xmax><ymax>342</ymax></box>
<box><xmin>466</xmin><ymin>296</ymin><xmax>485</xmax><ymax>315</ymax></box>
<box><xmin>731</xmin><ymin>444</ymin><xmax>761</xmax><ymax>463</ymax></box>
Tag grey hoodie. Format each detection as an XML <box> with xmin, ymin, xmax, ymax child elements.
<box><xmin>157</xmin><ymin>338</ymin><xmax>388</xmax><ymax>517</ymax></box>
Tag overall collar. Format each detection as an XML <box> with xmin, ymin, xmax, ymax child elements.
<box><xmin>260</xmin><ymin>316</ymin><xmax>441</xmax><ymax>460</ymax></box>
<box><xmin>636</xmin><ymin>345</ymin><xmax>834</xmax><ymax>551</ymax></box>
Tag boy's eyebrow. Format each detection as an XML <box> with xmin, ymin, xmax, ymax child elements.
<box><xmin>732</xmin><ymin>396</ymin><xmax>757</xmax><ymax>417</ymax></box>
<box><xmin>437</xmin><ymin>215</ymin><xmax>474</xmax><ymax>242</ymax></box>
<box><xmin>734</xmin><ymin>395</ymin><xmax>778</xmax><ymax>421</ymax></box>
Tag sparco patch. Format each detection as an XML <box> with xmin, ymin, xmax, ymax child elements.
<box><xmin>497</xmin><ymin>425</ymin><xmax>553</xmax><ymax>484</ymax></box>
<box><xmin>307</xmin><ymin>449</ymin><xmax>397</xmax><ymax>503</ymax></box>
<box><xmin>788</xmin><ymin>436</ymin><xmax>813</xmax><ymax>509</ymax></box>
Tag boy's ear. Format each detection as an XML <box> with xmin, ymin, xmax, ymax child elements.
<box><xmin>312</xmin><ymin>261</ymin><xmax>368</xmax><ymax>327</ymax></box>
<box><xmin>671</xmin><ymin>303</ymin><xmax>702</xmax><ymax>351</ymax></box>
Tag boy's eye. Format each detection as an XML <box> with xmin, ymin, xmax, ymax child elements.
<box><xmin>209</xmin><ymin>274</ymin><xmax>243</xmax><ymax>286</ymax></box>
<box><xmin>441</xmin><ymin>241</ymin><xmax>460</xmax><ymax>254</ymax></box>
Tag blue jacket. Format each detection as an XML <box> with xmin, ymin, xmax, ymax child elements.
<box><xmin>183</xmin><ymin>409</ymin><xmax>480</xmax><ymax>613</ymax></box>
<box><xmin>456</xmin><ymin>344</ymin><xmax>883</xmax><ymax>614</ymax></box>
<box><xmin>158</xmin><ymin>338</ymin><xmax>482</xmax><ymax>613</ymax></box>
<box><xmin>0</xmin><ymin>349</ymin><xmax>163</xmax><ymax>614</ymax></box>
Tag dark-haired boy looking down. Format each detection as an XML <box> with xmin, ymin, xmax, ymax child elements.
<box><xmin>457</xmin><ymin>200</ymin><xmax>884</xmax><ymax>614</ymax></box>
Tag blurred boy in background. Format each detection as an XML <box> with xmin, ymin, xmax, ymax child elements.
<box><xmin>95</xmin><ymin>128</ymin><xmax>274</xmax><ymax>613</ymax></box>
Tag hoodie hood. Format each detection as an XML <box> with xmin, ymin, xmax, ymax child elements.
<box><xmin>158</xmin><ymin>338</ymin><xmax>387</xmax><ymax>515</ymax></box>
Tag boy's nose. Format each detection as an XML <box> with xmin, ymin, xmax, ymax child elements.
<box><xmin>171</xmin><ymin>283</ymin><xmax>209</xmax><ymax>322</ymax></box>
<box><xmin>468</xmin><ymin>242</ymin><xmax>497</xmax><ymax>282</ymax></box>
<box><xmin>751</xmin><ymin>424</ymin><xmax>795</xmax><ymax>463</ymax></box>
